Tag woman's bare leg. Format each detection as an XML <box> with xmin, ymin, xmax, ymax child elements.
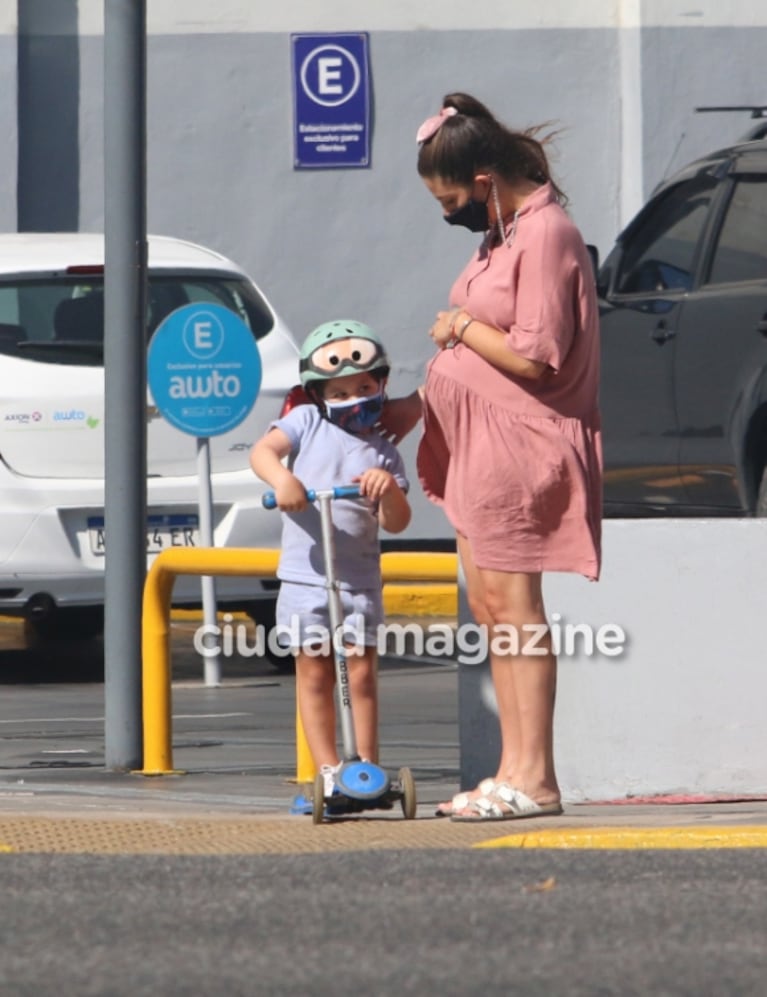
<box><xmin>475</xmin><ymin>567</ymin><xmax>560</xmax><ymax>805</ymax></box>
<box><xmin>436</xmin><ymin>535</ymin><xmax>521</xmax><ymax>813</ymax></box>
<box><xmin>457</xmin><ymin>534</ymin><xmax>521</xmax><ymax>781</ymax></box>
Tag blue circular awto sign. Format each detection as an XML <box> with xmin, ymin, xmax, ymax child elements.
<box><xmin>148</xmin><ymin>304</ymin><xmax>262</xmax><ymax>437</ymax></box>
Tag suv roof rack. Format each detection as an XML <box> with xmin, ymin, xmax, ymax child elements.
<box><xmin>695</xmin><ymin>106</ymin><xmax>767</xmax><ymax>142</ymax></box>
<box><xmin>695</xmin><ymin>105</ymin><xmax>767</xmax><ymax>118</ymax></box>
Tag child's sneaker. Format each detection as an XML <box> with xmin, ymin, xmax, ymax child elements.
<box><xmin>320</xmin><ymin>762</ymin><xmax>350</xmax><ymax>815</ymax></box>
<box><xmin>320</xmin><ymin>762</ymin><xmax>342</xmax><ymax>798</ymax></box>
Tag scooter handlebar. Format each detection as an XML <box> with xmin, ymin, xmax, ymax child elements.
<box><xmin>262</xmin><ymin>484</ymin><xmax>362</xmax><ymax>509</ymax></box>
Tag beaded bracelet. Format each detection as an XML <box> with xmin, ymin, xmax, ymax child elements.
<box><xmin>455</xmin><ymin>315</ymin><xmax>474</xmax><ymax>342</ymax></box>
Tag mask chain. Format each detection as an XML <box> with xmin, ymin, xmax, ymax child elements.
<box><xmin>491</xmin><ymin>180</ymin><xmax>518</xmax><ymax>248</ymax></box>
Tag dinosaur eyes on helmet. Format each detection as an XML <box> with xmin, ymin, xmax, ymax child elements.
<box><xmin>301</xmin><ymin>337</ymin><xmax>382</xmax><ymax>376</ymax></box>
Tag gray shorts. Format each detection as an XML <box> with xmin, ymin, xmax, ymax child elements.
<box><xmin>276</xmin><ymin>580</ymin><xmax>384</xmax><ymax>651</ymax></box>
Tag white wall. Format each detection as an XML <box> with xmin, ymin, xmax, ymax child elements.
<box><xmin>459</xmin><ymin>520</ymin><xmax>767</xmax><ymax>800</ymax></box>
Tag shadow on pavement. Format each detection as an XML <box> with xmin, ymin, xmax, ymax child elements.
<box><xmin>0</xmin><ymin>620</ymin><xmax>105</xmax><ymax>685</ymax></box>
<box><xmin>0</xmin><ymin>619</ymin><xmax>284</xmax><ymax>686</ymax></box>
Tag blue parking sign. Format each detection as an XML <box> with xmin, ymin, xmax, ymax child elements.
<box><xmin>148</xmin><ymin>304</ymin><xmax>262</xmax><ymax>437</ymax></box>
<box><xmin>292</xmin><ymin>33</ymin><xmax>370</xmax><ymax>169</ymax></box>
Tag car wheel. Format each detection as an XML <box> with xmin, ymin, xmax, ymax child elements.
<box><xmin>24</xmin><ymin>606</ymin><xmax>105</xmax><ymax>644</ymax></box>
<box><xmin>756</xmin><ymin>466</ymin><xmax>767</xmax><ymax>516</ymax></box>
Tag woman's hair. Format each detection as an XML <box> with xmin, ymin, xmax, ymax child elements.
<box><xmin>417</xmin><ymin>92</ymin><xmax>566</xmax><ymax>203</ymax></box>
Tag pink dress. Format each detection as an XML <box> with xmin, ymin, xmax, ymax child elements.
<box><xmin>417</xmin><ymin>182</ymin><xmax>602</xmax><ymax>580</ymax></box>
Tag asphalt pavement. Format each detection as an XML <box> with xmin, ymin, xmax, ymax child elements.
<box><xmin>4</xmin><ymin>850</ymin><xmax>767</xmax><ymax>996</ymax></box>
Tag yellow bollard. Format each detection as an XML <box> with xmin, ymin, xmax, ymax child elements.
<box><xmin>295</xmin><ymin>695</ymin><xmax>315</xmax><ymax>784</ymax></box>
<box><xmin>141</xmin><ymin>547</ymin><xmax>458</xmax><ymax>777</ymax></box>
<box><xmin>141</xmin><ymin>553</ymin><xmax>178</xmax><ymax>775</ymax></box>
<box><xmin>141</xmin><ymin>547</ymin><xmax>280</xmax><ymax>775</ymax></box>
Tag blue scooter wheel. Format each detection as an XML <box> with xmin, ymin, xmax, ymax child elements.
<box><xmin>336</xmin><ymin>760</ymin><xmax>390</xmax><ymax>801</ymax></box>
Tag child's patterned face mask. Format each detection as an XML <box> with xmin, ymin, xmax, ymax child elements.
<box><xmin>324</xmin><ymin>390</ymin><xmax>383</xmax><ymax>434</ymax></box>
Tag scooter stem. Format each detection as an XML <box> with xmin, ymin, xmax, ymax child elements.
<box><xmin>316</xmin><ymin>492</ymin><xmax>358</xmax><ymax>759</ymax></box>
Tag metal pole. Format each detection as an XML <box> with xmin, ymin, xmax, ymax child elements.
<box><xmin>196</xmin><ymin>437</ymin><xmax>222</xmax><ymax>686</ymax></box>
<box><xmin>103</xmin><ymin>0</ymin><xmax>147</xmax><ymax>769</ymax></box>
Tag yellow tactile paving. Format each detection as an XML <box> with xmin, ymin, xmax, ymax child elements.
<box><xmin>2</xmin><ymin>815</ymin><xmax>766</xmax><ymax>855</ymax></box>
<box><xmin>0</xmin><ymin>815</ymin><xmax>507</xmax><ymax>854</ymax></box>
<box><xmin>476</xmin><ymin>825</ymin><xmax>767</xmax><ymax>850</ymax></box>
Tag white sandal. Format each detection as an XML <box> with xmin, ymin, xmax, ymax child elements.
<box><xmin>435</xmin><ymin>778</ymin><xmax>498</xmax><ymax>817</ymax></box>
<box><xmin>450</xmin><ymin>782</ymin><xmax>563</xmax><ymax>822</ymax></box>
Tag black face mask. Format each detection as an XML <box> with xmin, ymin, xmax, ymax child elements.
<box><xmin>444</xmin><ymin>181</ymin><xmax>492</xmax><ymax>233</ymax></box>
<box><xmin>444</xmin><ymin>197</ymin><xmax>489</xmax><ymax>233</ymax></box>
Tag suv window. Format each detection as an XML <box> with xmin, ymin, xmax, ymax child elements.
<box><xmin>616</xmin><ymin>178</ymin><xmax>716</xmax><ymax>294</ymax></box>
<box><xmin>0</xmin><ymin>274</ymin><xmax>274</xmax><ymax>367</ymax></box>
<box><xmin>707</xmin><ymin>176</ymin><xmax>767</xmax><ymax>285</ymax></box>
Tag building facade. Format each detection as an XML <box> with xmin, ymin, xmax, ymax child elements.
<box><xmin>4</xmin><ymin>0</ymin><xmax>767</xmax><ymax>538</ymax></box>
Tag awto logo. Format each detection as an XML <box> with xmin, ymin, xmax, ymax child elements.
<box><xmin>168</xmin><ymin>370</ymin><xmax>242</xmax><ymax>399</ymax></box>
<box><xmin>53</xmin><ymin>409</ymin><xmax>86</xmax><ymax>422</ymax></box>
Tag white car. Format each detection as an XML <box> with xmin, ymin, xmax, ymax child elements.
<box><xmin>0</xmin><ymin>233</ymin><xmax>300</xmax><ymax>643</ymax></box>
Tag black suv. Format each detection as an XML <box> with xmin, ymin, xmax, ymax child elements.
<box><xmin>598</xmin><ymin>126</ymin><xmax>767</xmax><ymax>515</ymax></box>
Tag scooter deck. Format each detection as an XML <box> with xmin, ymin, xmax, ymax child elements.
<box><xmin>324</xmin><ymin>793</ymin><xmax>397</xmax><ymax>817</ymax></box>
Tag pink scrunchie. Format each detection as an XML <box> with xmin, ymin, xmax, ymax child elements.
<box><xmin>416</xmin><ymin>106</ymin><xmax>458</xmax><ymax>144</ymax></box>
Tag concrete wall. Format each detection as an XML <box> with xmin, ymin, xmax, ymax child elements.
<box><xmin>459</xmin><ymin>520</ymin><xmax>767</xmax><ymax>801</ymax></box>
<box><xmin>12</xmin><ymin>0</ymin><xmax>767</xmax><ymax>540</ymax></box>
<box><xmin>0</xmin><ymin>1</ymin><xmax>17</xmax><ymax>230</ymax></box>
<box><xmin>17</xmin><ymin>0</ymin><xmax>79</xmax><ymax>230</ymax></box>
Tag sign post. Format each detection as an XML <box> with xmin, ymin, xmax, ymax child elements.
<box><xmin>103</xmin><ymin>0</ymin><xmax>147</xmax><ymax>771</ymax></box>
<box><xmin>148</xmin><ymin>303</ymin><xmax>262</xmax><ymax>686</ymax></box>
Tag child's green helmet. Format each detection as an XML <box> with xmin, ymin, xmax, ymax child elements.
<box><xmin>299</xmin><ymin>320</ymin><xmax>390</xmax><ymax>390</ymax></box>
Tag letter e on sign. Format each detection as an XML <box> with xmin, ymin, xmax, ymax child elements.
<box><xmin>194</xmin><ymin>321</ymin><xmax>213</xmax><ymax>351</ymax></box>
<box><xmin>318</xmin><ymin>58</ymin><xmax>342</xmax><ymax>96</ymax></box>
<box><xmin>183</xmin><ymin>310</ymin><xmax>224</xmax><ymax>360</ymax></box>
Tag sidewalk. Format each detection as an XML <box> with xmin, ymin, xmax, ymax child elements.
<box><xmin>3</xmin><ymin>763</ymin><xmax>767</xmax><ymax>854</ymax></box>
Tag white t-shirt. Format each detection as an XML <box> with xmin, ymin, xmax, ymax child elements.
<box><xmin>270</xmin><ymin>405</ymin><xmax>409</xmax><ymax>590</ymax></box>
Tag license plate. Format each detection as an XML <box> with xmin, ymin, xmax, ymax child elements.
<box><xmin>87</xmin><ymin>514</ymin><xmax>200</xmax><ymax>555</ymax></box>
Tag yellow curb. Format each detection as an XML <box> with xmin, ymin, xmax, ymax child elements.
<box><xmin>169</xmin><ymin>584</ymin><xmax>457</xmax><ymax>623</ymax></box>
<box><xmin>170</xmin><ymin>608</ymin><xmax>250</xmax><ymax>622</ymax></box>
<box><xmin>0</xmin><ymin>844</ymin><xmax>14</xmax><ymax>853</ymax></box>
<box><xmin>383</xmin><ymin>583</ymin><xmax>456</xmax><ymax>617</ymax></box>
<box><xmin>474</xmin><ymin>825</ymin><xmax>767</xmax><ymax>850</ymax></box>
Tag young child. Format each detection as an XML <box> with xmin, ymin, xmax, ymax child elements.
<box><xmin>250</xmin><ymin>320</ymin><xmax>411</xmax><ymax>797</ymax></box>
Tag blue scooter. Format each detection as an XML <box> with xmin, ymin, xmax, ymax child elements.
<box><xmin>263</xmin><ymin>485</ymin><xmax>417</xmax><ymax>823</ymax></box>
